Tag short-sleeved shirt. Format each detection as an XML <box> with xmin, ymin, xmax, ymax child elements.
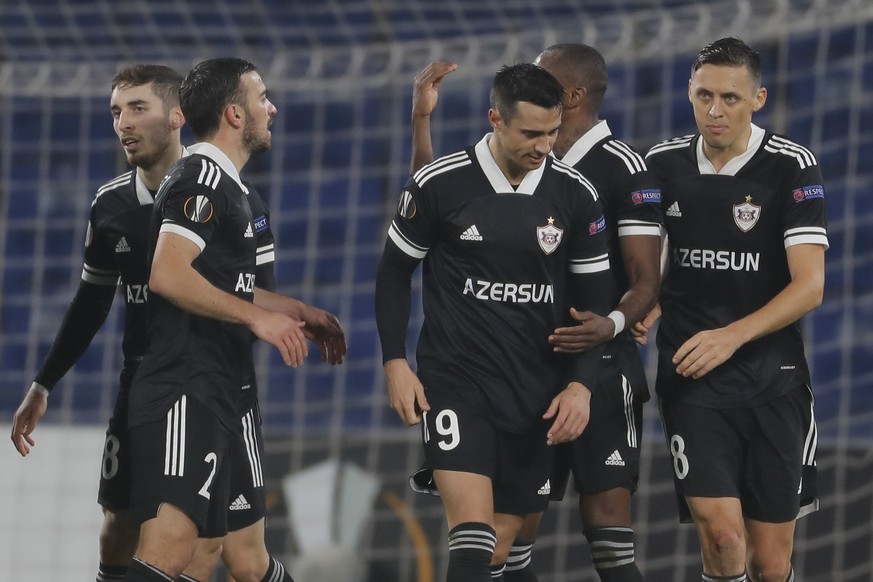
<box><xmin>387</xmin><ymin>134</ymin><xmax>610</xmax><ymax>433</ymax></box>
<box><xmin>646</xmin><ymin>124</ymin><xmax>828</xmax><ymax>408</ymax></box>
<box><xmin>559</xmin><ymin>121</ymin><xmax>662</xmax><ymax>393</ymax></box>
<box><xmin>129</xmin><ymin>142</ymin><xmax>258</xmax><ymax>429</ymax></box>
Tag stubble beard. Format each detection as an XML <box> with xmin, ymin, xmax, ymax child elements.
<box><xmin>128</xmin><ymin>121</ymin><xmax>174</xmax><ymax>171</ymax></box>
<box><xmin>242</xmin><ymin>107</ymin><xmax>272</xmax><ymax>154</ymax></box>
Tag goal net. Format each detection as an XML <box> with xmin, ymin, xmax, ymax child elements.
<box><xmin>1</xmin><ymin>0</ymin><xmax>872</xmax><ymax>580</ymax></box>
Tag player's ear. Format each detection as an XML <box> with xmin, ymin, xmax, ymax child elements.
<box><xmin>752</xmin><ymin>86</ymin><xmax>767</xmax><ymax>112</ymax></box>
<box><xmin>564</xmin><ymin>86</ymin><xmax>585</xmax><ymax>110</ymax></box>
<box><xmin>169</xmin><ymin>105</ymin><xmax>185</xmax><ymax>130</ymax></box>
<box><xmin>224</xmin><ymin>103</ymin><xmax>244</xmax><ymax>129</ymax></box>
<box><xmin>488</xmin><ymin>108</ymin><xmax>502</xmax><ymax>132</ymax></box>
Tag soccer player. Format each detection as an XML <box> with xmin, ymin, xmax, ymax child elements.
<box><xmin>10</xmin><ymin>64</ymin><xmax>342</xmax><ymax>582</ymax></box>
<box><xmin>643</xmin><ymin>38</ymin><xmax>826</xmax><ymax>582</ymax></box>
<box><xmin>118</xmin><ymin>57</ymin><xmax>309</xmax><ymax>582</ymax></box>
<box><xmin>409</xmin><ymin>45</ymin><xmax>662</xmax><ymax>582</ymax></box>
<box><xmin>376</xmin><ymin>63</ymin><xmax>612</xmax><ymax>582</ymax></box>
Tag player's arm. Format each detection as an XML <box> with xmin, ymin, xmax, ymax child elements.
<box><xmin>247</xmin><ymin>183</ymin><xmax>346</xmax><ymax>364</ymax></box>
<box><xmin>543</xmin><ymin>268</ymin><xmax>614</xmax><ymax>445</ymax></box>
<box><xmin>550</xmin><ymin>233</ymin><xmax>660</xmax><ymax>352</ymax></box>
<box><xmin>11</xmin><ymin>280</ymin><xmax>115</xmax><ymax>456</ymax></box>
<box><xmin>673</xmin><ymin>243</ymin><xmax>825</xmax><ymax>379</ymax></box>
<box><xmin>544</xmin><ymin>203</ymin><xmax>613</xmax><ymax>444</ymax></box>
<box><xmin>149</xmin><ymin>231</ymin><xmax>307</xmax><ymax>367</ymax></box>
<box><xmin>630</xmin><ymin>232</ymin><xmax>669</xmax><ymax>345</ymax></box>
<box><xmin>410</xmin><ymin>62</ymin><xmax>457</xmax><ymax>174</ymax></box>
<box><xmin>375</xmin><ymin>241</ymin><xmax>429</xmax><ymax>426</ymax></box>
<box><xmin>253</xmin><ymin>288</ymin><xmax>346</xmax><ymax>365</ymax></box>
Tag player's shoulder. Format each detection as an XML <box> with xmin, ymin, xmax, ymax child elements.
<box><xmin>645</xmin><ymin>134</ymin><xmax>695</xmax><ymax>160</ymax></box>
<box><xmin>596</xmin><ymin>137</ymin><xmax>649</xmax><ymax>175</ymax></box>
<box><xmin>410</xmin><ymin>148</ymin><xmax>474</xmax><ymax>189</ymax></box>
<box><xmin>243</xmin><ymin>180</ymin><xmax>271</xmax><ymax>221</ymax></box>
<box><xmin>549</xmin><ymin>157</ymin><xmax>599</xmax><ymax>199</ymax></box>
<box><xmin>93</xmin><ymin>170</ymin><xmax>135</xmax><ymax>202</ymax></box>
<box><xmin>160</xmin><ymin>153</ymin><xmax>221</xmax><ymax>195</ymax></box>
<box><xmin>760</xmin><ymin>131</ymin><xmax>819</xmax><ymax>170</ymax></box>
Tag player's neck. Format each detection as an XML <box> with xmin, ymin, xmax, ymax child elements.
<box><xmin>137</xmin><ymin>143</ymin><xmax>184</xmax><ymax>190</ymax></box>
<box><xmin>701</xmin><ymin>125</ymin><xmax>753</xmax><ymax>172</ymax></box>
<box><xmin>205</xmin><ymin>132</ymin><xmax>251</xmax><ymax>173</ymax></box>
<box><xmin>487</xmin><ymin>137</ymin><xmax>527</xmax><ymax>185</ymax></box>
<box><xmin>553</xmin><ymin>113</ymin><xmax>600</xmax><ymax>159</ymax></box>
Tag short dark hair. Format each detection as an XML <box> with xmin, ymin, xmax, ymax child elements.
<box><xmin>539</xmin><ymin>43</ymin><xmax>608</xmax><ymax>111</ymax></box>
<box><xmin>692</xmin><ymin>37</ymin><xmax>762</xmax><ymax>87</ymax></box>
<box><xmin>111</xmin><ymin>64</ymin><xmax>183</xmax><ymax>109</ymax></box>
<box><xmin>180</xmin><ymin>57</ymin><xmax>258</xmax><ymax>140</ymax></box>
<box><xmin>489</xmin><ymin>63</ymin><xmax>564</xmax><ymax>123</ymax></box>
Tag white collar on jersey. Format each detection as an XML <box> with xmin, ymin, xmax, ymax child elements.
<box><xmin>187</xmin><ymin>142</ymin><xmax>249</xmax><ymax>193</ymax></box>
<box><xmin>133</xmin><ymin>172</ymin><xmax>153</xmax><ymax>206</ymax></box>
<box><xmin>697</xmin><ymin>123</ymin><xmax>766</xmax><ymax>176</ymax></box>
<box><xmin>475</xmin><ymin>133</ymin><xmax>546</xmax><ymax>195</ymax></box>
<box><xmin>554</xmin><ymin>119</ymin><xmax>611</xmax><ymax>167</ymax></box>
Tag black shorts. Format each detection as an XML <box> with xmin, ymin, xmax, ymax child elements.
<box><xmin>421</xmin><ymin>387</ymin><xmax>552</xmax><ymax>515</ymax></box>
<box><xmin>551</xmin><ymin>371</ymin><xmax>643</xmax><ymax>500</ymax></box>
<box><xmin>97</xmin><ymin>367</ymin><xmax>134</xmax><ymax>512</ymax></box>
<box><xmin>226</xmin><ymin>402</ymin><xmax>267</xmax><ymax>531</ymax></box>
<box><xmin>128</xmin><ymin>394</ymin><xmax>235</xmax><ymax>537</ymax></box>
<box><xmin>659</xmin><ymin>384</ymin><xmax>818</xmax><ymax>523</ymax></box>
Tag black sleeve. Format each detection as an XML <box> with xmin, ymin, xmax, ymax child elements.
<box><xmin>33</xmin><ymin>280</ymin><xmax>117</xmax><ymax>390</ymax></box>
<box><xmin>374</xmin><ymin>240</ymin><xmax>421</xmax><ymax>363</ymax></box>
<box><xmin>566</xmin><ymin>270</ymin><xmax>615</xmax><ymax>390</ymax></box>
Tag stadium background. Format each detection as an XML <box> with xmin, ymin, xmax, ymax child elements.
<box><xmin>1</xmin><ymin>0</ymin><xmax>872</xmax><ymax>580</ymax></box>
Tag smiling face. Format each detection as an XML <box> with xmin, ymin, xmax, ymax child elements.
<box><xmin>488</xmin><ymin>100</ymin><xmax>562</xmax><ymax>183</ymax></box>
<box><xmin>239</xmin><ymin>71</ymin><xmax>277</xmax><ymax>155</ymax></box>
<box><xmin>110</xmin><ymin>82</ymin><xmax>177</xmax><ymax>171</ymax></box>
<box><xmin>688</xmin><ymin>63</ymin><xmax>767</xmax><ymax>164</ymax></box>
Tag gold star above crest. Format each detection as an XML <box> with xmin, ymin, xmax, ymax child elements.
<box><xmin>745</xmin><ymin>195</ymin><xmax>753</xmax><ymax>203</ymax></box>
<box><xmin>547</xmin><ymin>216</ymin><xmax>555</xmax><ymax>224</ymax></box>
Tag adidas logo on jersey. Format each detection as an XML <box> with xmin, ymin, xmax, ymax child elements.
<box><xmin>244</xmin><ymin>223</ymin><xmax>254</xmax><ymax>238</ymax></box>
<box><xmin>115</xmin><ymin>237</ymin><xmax>131</xmax><ymax>253</ymax></box>
<box><xmin>605</xmin><ymin>450</ymin><xmax>626</xmax><ymax>466</ymax></box>
<box><xmin>460</xmin><ymin>225</ymin><xmax>483</xmax><ymax>241</ymax></box>
<box><xmin>537</xmin><ymin>479</ymin><xmax>551</xmax><ymax>495</ymax></box>
<box><xmin>666</xmin><ymin>202</ymin><xmax>682</xmax><ymax>218</ymax></box>
<box><xmin>229</xmin><ymin>494</ymin><xmax>251</xmax><ymax>511</ymax></box>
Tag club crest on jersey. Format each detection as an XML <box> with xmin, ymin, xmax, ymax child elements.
<box><xmin>183</xmin><ymin>195</ymin><xmax>214</xmax><ymax>223</ymax></box>
<box><xmin>733</xmin><ymin>195</ymin><xmax>761</xmax><ymax>233</ymax></box>
<box><xmin>397</xmin><ymin>190</ymin><xmax>416</xmax><ymax>219</ymax></box>
<box><xmin>537</xmin><ymin>217</ymin><xmax>563</xmax><ymax>255</ymax></box>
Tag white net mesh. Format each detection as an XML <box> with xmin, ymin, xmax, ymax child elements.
<box><xmin>1</xmin><ymin>0</ymin><xmax>872</xmax><ymax>580</ymax></box>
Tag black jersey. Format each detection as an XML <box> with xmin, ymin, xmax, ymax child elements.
<box><xmin>83</xmin><ymin>171</ymin><xmax>156</xmax><ymax>365</ymax></box>
<box><xmin>646</xmin><ymin>125</ymin><xmax>828</xmax><ymax>408</ymax></box>
<box><xmin>129</xmin><ymin>143</ymin><xmax>259</xmax><ymax>429</ymax></box>
<box><xmin>379</xmin><ymin>134</ymin><xmax>611</xmax><ymax>433</ymax></box>
<box><xmin>33</xmin><ymin>143</ymin><xmax>276</xmax><ymax>391</ymax></box>
<box><xmin>559</xmin><ymin>121</ymin><xmax>662</xmax><ymax>393</ymax></box>
<box><xmin>33</xmin><ymin>171</ymin><xmax>154</xmax><ymax>391</ymax></box>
